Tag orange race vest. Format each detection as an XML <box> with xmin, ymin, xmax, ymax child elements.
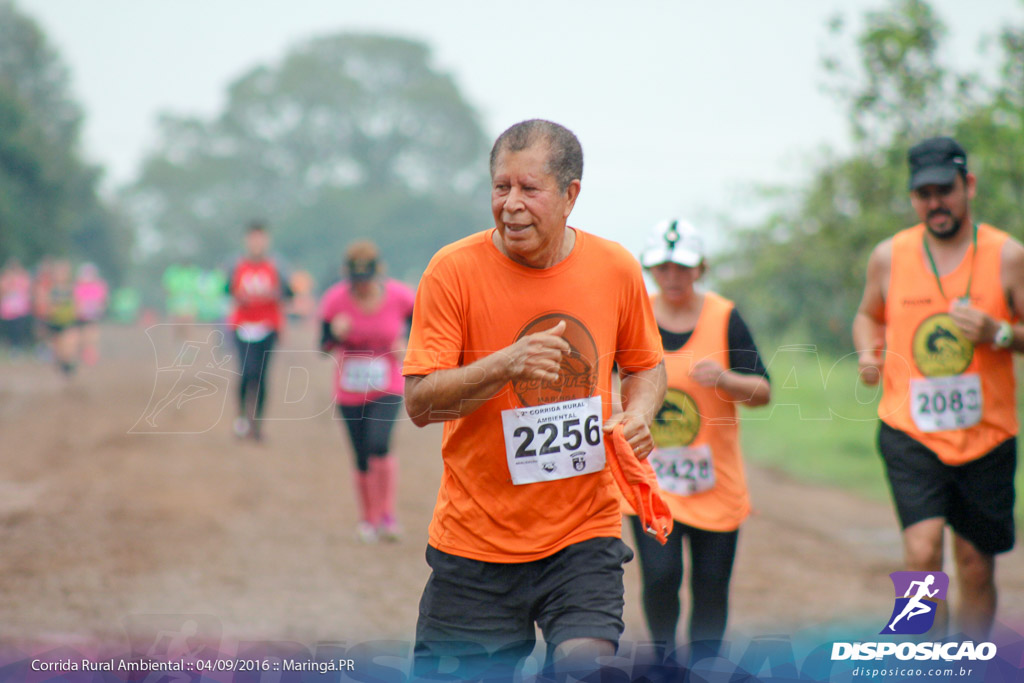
<box><xmin>641</xmin><ymin>291</ymin><xmax>750</xmax><ymax>532</ymax></box>
<box><xmin>878</xmin><ymin>223</ymin><xmax>1017</xmax><ymax>465</ymax></box>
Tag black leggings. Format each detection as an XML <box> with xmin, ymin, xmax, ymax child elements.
<box><xmin>235</xmin><ymin>332</ymin><xmax>277</xmax><ymax>420</ymax></box>
<box><xmin>629</xmin><ymin>515</ymin><xmax>738</xmax><ymax>656</ymax></box>
<box><xmin>338</xmin><ymin>396</ymin><xmax>403</xmax><ymax>472</ymax></box>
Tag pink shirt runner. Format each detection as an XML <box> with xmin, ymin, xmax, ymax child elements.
<box><xmin>0</xmin><ymin>270</ymin><xmax>31</xmax><ymax>319</ymax></box>
<box><xmin>74</xmin><ymin>279</ymin><xmax>109</xmax><ymax>322</ymax></box>
<box><xmin>318</xmin><ymin>279</ymin><xmax>415</xmax><ymax>405</ymax></box>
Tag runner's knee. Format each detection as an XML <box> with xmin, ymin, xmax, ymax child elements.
<box><xmin>954</xmin><ymin>545</ymin><xmax>995</xmax><ymax>592</ymax></box>
<box><xmin>903</xmin><ymin>522</ymin><xmax>944</xmax><ymax>570</ymax></box>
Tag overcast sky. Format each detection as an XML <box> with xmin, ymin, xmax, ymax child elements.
<box><xmin>16</xmin><ymin>0</ymin><xmax>1023</xmax><ymax>254</ymax></box>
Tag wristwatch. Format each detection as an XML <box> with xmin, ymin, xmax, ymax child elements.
<box><xmin>993</xmin><ymin>320</ymin><xmax>1014</xmax><ymax>349</ymax></box>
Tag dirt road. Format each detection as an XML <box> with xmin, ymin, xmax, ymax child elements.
<box><xmin>2</xmin><ymin>324</ymin><xmax>1022</xmax><ymax>661</ymax></box>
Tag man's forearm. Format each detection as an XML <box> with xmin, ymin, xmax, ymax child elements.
<box><xmin>853</xmin><ymin>311</ymin><xmax>885</xmax><ymax>354</ymax></box>
<box><xmin>619</xmin><ymin>361</ymin><xmax>667</xmax><ymax>424</ymax></box>
<box><xmin>718</xmin><ymin>371</ymin><xmax>771</xmax><ymax>406</ymax></box>
<box><xmin>405</xmin><ymin>353</ymin><xmax>513</xmax><ymax>426</ymax></box>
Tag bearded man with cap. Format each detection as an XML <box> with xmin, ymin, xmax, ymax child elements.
<box><xmin>854</xmin><ymin>136</ymin><xmax>1024</xmax><ymax>639</ymax></box>
<box><xmin>630</xmin><ymin>219</ymin><xmax>771</xmax><ymax>668</ymax></box>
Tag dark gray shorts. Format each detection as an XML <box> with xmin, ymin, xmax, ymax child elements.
<box><xmin>414</xmin><ymin>536</ymin><xmax>633</xmax><ymax>678</ymax></box>
<box><xmin>878</xmin><ymin>422</ymin><xmax>1016</xmax><ymax>555</ymax></box>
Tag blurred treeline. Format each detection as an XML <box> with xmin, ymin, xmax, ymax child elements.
<box><xmin>1</xmin><ymin>0</ymin><xmax>489</xmax><ymax>302</ymax></box>
<box><xmin>121</xmin><ymin>33</ymin><xmax>491</xmax><ymax>289</ymax></box>
<box><xmin>3</xmin><ymin>0</ymin><xmax>1023</xmax><ymax>330</ymax></box>
<box><xmin>717</xmin><ymin>0</ymin><xmax>1024</xmax><ymax>355</ymax></box>
<box><xmin>0</xmin><ymin>0</ymin><xmax>131</xmax><ymax>283</ymax></box>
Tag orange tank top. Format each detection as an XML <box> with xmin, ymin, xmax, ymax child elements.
<box><xmin>643</xmin><ymin>291</ymin><xmax>750</xmax><ymax>531</ymax></box>
<box><xmin>878</xmin><ymin>223</ymin><xmax>1017</xmax><ymax>465</ymax></box>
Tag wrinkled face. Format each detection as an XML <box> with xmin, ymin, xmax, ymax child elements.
<box><xmin>246</xmin><ymin>229</ymin><xmax>270</xmax><ymax>258</ymax></box>
<box><xmin>649</xmin><ymin>261</ymin><xmax>703</xmax><ymax>303</ymax></box>
<box><xmin>910</xmin><ymin>172</ymin><xmax>975</xmax><ymax>240</ymax></box>
<box><xmin>490</xmin><ymin>144</ymin><xmax>579</xmax><ymax>268</ymax></box>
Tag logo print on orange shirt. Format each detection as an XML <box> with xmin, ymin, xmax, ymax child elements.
<box><xmin>912</xmin><ymin>313</ymin><xmax>974</xmax><ymax>377</ymax></box>
<box><xmin>512</xmin><ymin>313</ymin><xmax>598</xmax><ymax>407</ymax></box>
<box><xmin>651</xmin><ymin>388</ymin><xmax>701</xmax><ymax>447</ymax></box>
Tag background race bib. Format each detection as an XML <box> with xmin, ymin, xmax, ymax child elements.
<box><xmin>237</xmin><ymin>322</ymin><xmax>272</xmax><ymax>342</ymax></box>
<box><xmin>502</xmin><ymin>396</ymin><xmax>605</xmax><ymax>485</ymax></box>
<box><xmin>341</xmin><ymin>356</ymin><xmax>391</xmax><ymax>392</ymax></box>
<box><xmin>650</xmin><ymin>444</ymin><xmax>715</xmax><ymax>496</ymax></box>
<box><xmin>910</xmin><ymin>373</ymin><xmax>982</xmax><ymax>432</ymax></box>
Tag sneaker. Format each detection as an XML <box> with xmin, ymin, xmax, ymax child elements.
<box><xmin>233</xmin><ymin>417</ymin><xmax>250</xmax><ymax>439</ymax></box>
<box><xmin>378</xmin><ymin>516</ymin><xmax>402</xmax><ymax>543</ymax></box>
<box><xmin>355</xmin><ymin>521</ymin><xmax>378</xmax><ymax>544</ymax></box>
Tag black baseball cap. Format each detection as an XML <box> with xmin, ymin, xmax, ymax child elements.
<box><xmin>908</xmin><ymin>137</ymin><xmax>968</xmax><ymax>190</ymax></box>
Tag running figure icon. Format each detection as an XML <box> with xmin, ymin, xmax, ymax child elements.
<box><xmin>889</xmin><ymin>574</ymin><xmax>939</xmax><ymax>631</ymax></box>
<box><xmin>131</xmin><ymin>327</ymin><xmax>236</xmax><ymax>433</ymax></box>
<box><xmin>882</xmin><ymin>571</ymin><xmax>949</xmax><ymax>635</ymax></box>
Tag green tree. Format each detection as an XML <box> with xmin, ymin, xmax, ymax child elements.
<box><xmin>822</xmin><ymin>0</ymin><xmax>962</xmax><ymax>145</ymax></box>
<box><xmin>0</xmin><ymin>0</ymin><xmax>130</xmax><ymax>281</ymax></box>
<box><xmin>954</xmin><ymin>14</ymin><xmax>1024</xmax><ymax>233</ymax></box>
<box><xmin>718</xmin><ymin>0</ymin><xmax>1024</xmax><ymax>354</ymax></box>
<box><xmin>125</xmin><ymin>33</ymin><xmax>489</xmax><ymax>284</ymax></box>
<box><xmin>0</xmin><ymin>86</ymin><xmax>60</xmax><ymax>261</ymax></box>
<box><xmin>0</xmin><ymin>0</ymin><xmax>80</xmax><ymax>149</ymax></box>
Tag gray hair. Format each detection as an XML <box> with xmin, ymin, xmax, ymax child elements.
<box><xmin>489</xmin><ymin>119</ymin><xmax>583</xmax><ymax>192</ymax></box>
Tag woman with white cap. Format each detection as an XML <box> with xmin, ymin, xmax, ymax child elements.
<box><xmin>631</xmin><ymin>219</ymin><xmax>771</xmax><ymax>664</ymax></box>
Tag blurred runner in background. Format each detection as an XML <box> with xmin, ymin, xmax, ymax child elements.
<box><xmin>227</xmin><ymin>221</ymin><xmax>290</xmax><ymax>442</ymax></box>
<box><xmin>46</xmin><ymin>258</ymin><xmax>80</xmax><ymax>376</ymax></box>
<box><xmin>163</xmin><ymin>263</ymin><xmax>200</xmax><ymax>340</ymax></box>
<box><xmin>319</xmin><ymin>242</ymin><xmax>414</xmax><ymax>543</ymax></box>
<box><xmin>109</xmin><ymin>287</ymin><xmax>141</xmax><ymax>325</ymax></box>
<box><xmin>0</xmin><ymin>258</ymin><xmax>33</xmax><ymax>355</ymax></box>
<box><xmin>73</xmin><ymin>263</ymin><xmax>109</xmax><ymax>366</ymax></box>
<box><xmin>31</xmin><ymin>256</ymin><xmax>54</xmax><ymax>356</ymax></box>
<box><xmin>196</xmin><ymin>268</ymin><xmax>230</xmax><ymax>325</ymax></box>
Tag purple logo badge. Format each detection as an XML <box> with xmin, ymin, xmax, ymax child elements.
<box><xmin>881</xmin><ymin>571</ymin><xmax>949</xmax><ymax>635</ymax></box>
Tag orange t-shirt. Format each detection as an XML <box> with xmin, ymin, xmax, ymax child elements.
<box><xmin>403</xmin><ymin>228</ymin><xmax>663</xmax><ymax>562</ymax></box>
<box><xmin>621</xmin><ymin>292</ymin><xmax>750</xmax><ymax>531</ymax></box>
<box><xmin>879</xmin><ymin>223</ymin><xmax>1017</xmax><ymax>465</ymax></box>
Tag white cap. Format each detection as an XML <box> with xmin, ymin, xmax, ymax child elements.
<box><xmin>639</xmin><ymin>219</ymin><xmax>704</xmax><ymax>268</ymax></box>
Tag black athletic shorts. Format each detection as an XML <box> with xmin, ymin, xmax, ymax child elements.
<box><xmin>878</xmin><ymin>422</ymin><xmax>1016</xmax><ymax>555</ymax></box>
<box><xmin>414</xmin><ymin>536</ymin><xmax>633</xmax><ymax>677</ymax></box>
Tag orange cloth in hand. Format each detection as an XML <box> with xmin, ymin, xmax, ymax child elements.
<box><xmin>608</xmin><ymin>425</ymin><xmax>673</xmax><ymax>544</ymax></box>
